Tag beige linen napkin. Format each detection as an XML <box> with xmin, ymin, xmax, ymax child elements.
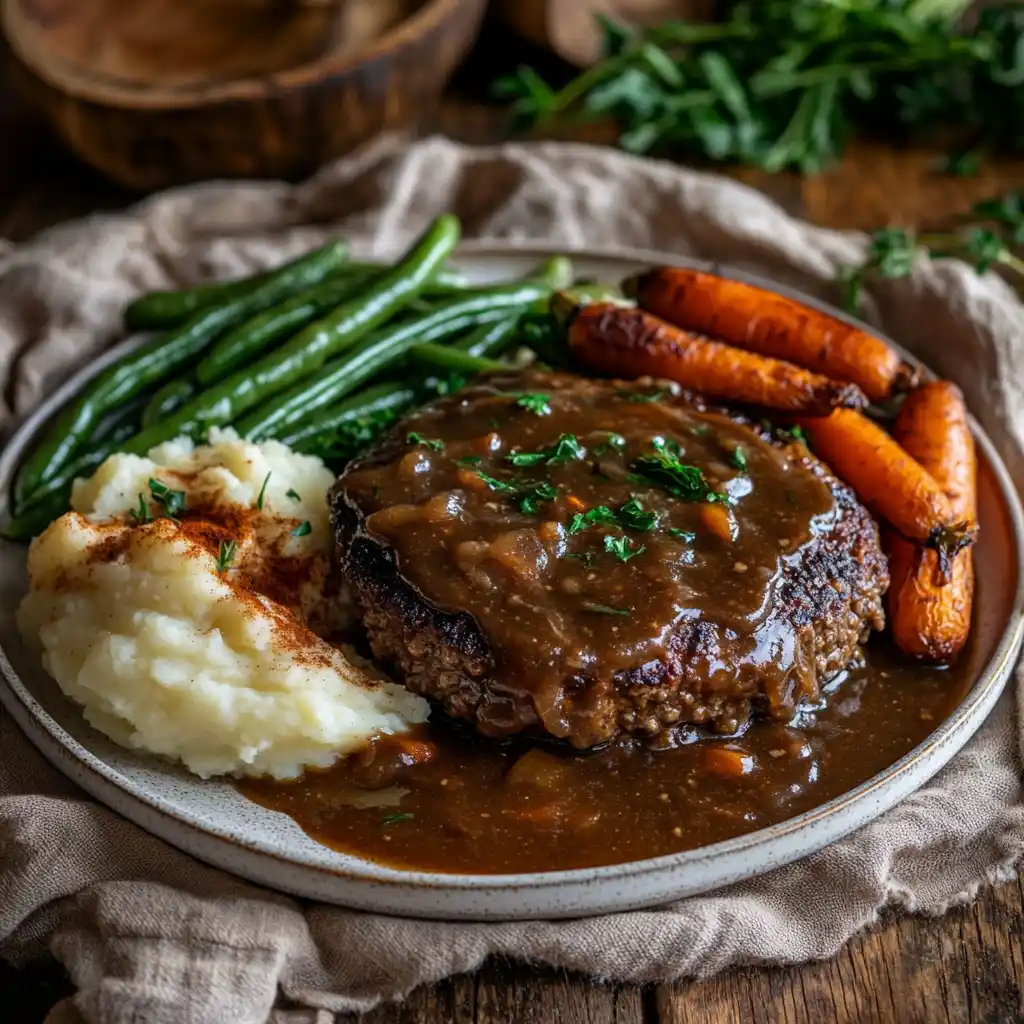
<box><xmin>2</xmin><ymin>138</ymin><xmax>1024</xmax><ymax>1024</ymax></box>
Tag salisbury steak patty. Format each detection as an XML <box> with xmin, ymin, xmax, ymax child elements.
<box><xmin>331</xmin><ymin>370</ymin><xmax>888</xmax><ymax>749</ymax></box>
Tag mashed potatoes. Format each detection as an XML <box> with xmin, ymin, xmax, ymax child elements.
<box><xmin>17</xmin><ymin>432</ymin><xmax>429</xmax><ymax>779</ymax></box>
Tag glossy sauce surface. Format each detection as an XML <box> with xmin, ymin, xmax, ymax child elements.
<box><xmin>338</xmin><ymin>371</ymin><xmax>839</xmax><ymax>746</ymax></box>
<box><xmin>239</xmin><ymin>450</ymin><xmax>1017</xmax><ymax>875</ymax></box>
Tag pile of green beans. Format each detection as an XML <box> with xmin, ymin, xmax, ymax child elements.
<box><xmin>5</xmin><ymin>212</ymin><xmax>604</xmax><ymax>541</ymax></box>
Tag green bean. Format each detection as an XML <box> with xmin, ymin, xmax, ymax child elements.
<box><xmin>236</xmin><ymin>291</ymin><xmax>531</xmax><ymax>441</ymax></box>
<box><xmin>124</xmin><ymin>239</ymin><xmax>348</xmax><ymax>329</ymax></box>
<box><xmin>141</xmin><ymin>378</ymin><xmax>196</xmax><ymax>428</ymax></box>
<box><xmin>278</xmin><ymin>382</ymin><xmax>417</xmax><ymax>451</ymax></box>
<box><xmin>409</xmin><ymin>343</ymin><xmax>508</xmax><ymax>376</ymax></box>
<box><xmin>343</xmin><ymin>262</ymin><xmax>469</xmax><ymax>291</ymax></box>
<box><xmin>531</xmin><ymin>255</ymin><xmax>575</xmax><ymax>291</ymax></box>
<box><xmin>455</xmin><ymin>317</ymin><xmax>522</xmax><ymax>359</ymax></box>
<box><xmin>13</xmin><ymin>239</ymin><xmax>350</xmax><ymax>511</ymax></box>
<box><xmin>117</xmin><ymin>215</ymin><xmax>461</xmax><ymax>455</ymax></box>
<box><xmin>196</xmin><ymin>268</ymin><xmax>378</xmax><ymax>384</ymax></box>
<box><xmin>5</xmin><ymin>420</ymin><xmax>135</xmax><ymax>540</ymax></box>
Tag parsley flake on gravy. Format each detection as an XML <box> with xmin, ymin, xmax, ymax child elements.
<box><xmin>291</xmin><ymin>521</ymin><xmax>312</xmax><ymax>538</ymax></box>
<box><xmin>630</xmin><ymin>438</ymin><xmax>729</xmax><ymax>503</ymax></box>
<box><xmin>407</xmin><ymin>432</ymin><xmax>445</xmax><ymax>452</ymax></box>
<box><xmin>496</xmin><ymin>390</ymin><xmax>552</xmax><ymax>416</ymax></box>
<box><xmin>507</xmin><ymin>433</ymin><xmax>585</xmax><ymax>467</ymax></box>
<box><xmin>604</xmin><ymin>535</ymin><xmax>646</xmax><ymax>563</ymax></box>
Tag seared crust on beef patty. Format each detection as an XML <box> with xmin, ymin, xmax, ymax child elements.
<box><xmin>331</xmin><ymin>372</ymin><xmax>888</xmax><ymax>748</ymax></box>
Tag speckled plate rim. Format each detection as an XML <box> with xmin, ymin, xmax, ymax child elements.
<box><xmin>1</xmin><ymin>239</ymin><xmax>1022</xmax><ymax>921</ymax></box>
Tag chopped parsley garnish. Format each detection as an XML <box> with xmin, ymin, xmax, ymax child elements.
<box><xmin>582</xmin><ymin>601</ymin><xmax>629</xmax><ymax>616</ymax></box>
<box><xmin>496</xmin><ymin>390</ymin><xmax>552</xmax><ymax>416</ymax></box>
<box><xmin>568</xmin><ymin>505</ymin><xmax>616</xmax><ymax>535</ymax></box>
<box><xmin>617</xmin><ymin>387</ymin><xmax>666</xmax><ymax>404</ymax></box>
<box><xmin>593</xmin><ymin>432</ymin><xmax>627</xmax><ymax>456</ymax></box>
<box><xmin>286</xmin><ymin>488</ymin><xmax>301</xmax><ymax>501</ymax></box>
<box><xmin>407</xmin><ymin>431</ymin><xmax>444</xmax><ymax>452</ymax></box>
<box><xmin>478</xmin><ymin>471</ymin><xmax>518</xmax><ymax>494</ymax></box>
<box><xmin>519</xmin><ymin>481</ymin><xmax>558</xmax><ymax>515</ymax></box>
<box><xmin>729</xmin><ymin>447</ymin><xmax>748</xmax><ymax>472</ymax></box>
<box><xmin>630</xmin><ymin>438</ymin><xmax>728</xmax><ymax>503</ymax></box>
<box><xmin>129</xmin><ymin>494</ymin><xmax>151</xmax><ymax>525</ymax></box>
<box><xmin>148</xmin><ymin>478</ymin><xmax>187</xmax><ymax>520</ymax></box>
<box><xmin>291</xmin><ymin>521</ymin><xmax>312</xmax><ymax>537</ymax></box>
<box><xmin>215</xmin><ymin>539</ymin><xmax>237</xmax><ymax>573</ymax></box>
<box><xmin>507</xmin><ymin>433</ymin><xmax>585</xmax><ymax>467</ymax></box>
<box><xmin>381</xmin><ymin>812</ymin><xmax>415</xmax><ymax>826</ymax></box>
<box><xmin>456</xmin><ymin>455</ymin><xmax>482</xmax><ymax>467</ymax></box>
<box><xmin>568</xmin><ymin>497</ymin><xmax>656</xmax><ymax>535</ymax></box>
<box><xmin>668</xmin><ymin>528</ymin><xmax>697</xmax><ymax>542</ymax></box>
<box><xmin>616</xmin><ymin>496</ymin><xmax>658</xmax><ymax>531</ymax></box>
<box><xmin>604</xmin><ymin>535</ymin><xmax>645</xmax><ymax>562</ymax></box>
<box><xmin>256</xmin><ymin>472</ymin><xmax>271</xmax><ymax>510</ymax></box>
<box><xmin>689</xmin><ymin>423</ymin><xmax>712</xmax><ymax>437</ymax></box>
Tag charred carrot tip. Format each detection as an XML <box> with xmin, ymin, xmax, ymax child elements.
<box><xmin>928</xmin><ymin>519</ymin><xmax>978</xmax><ymax>581</ymax></box>
<box><xmin>892</xmin><ymin>362</ymin><xmax>923</xmax><ymax>395</ymax></box>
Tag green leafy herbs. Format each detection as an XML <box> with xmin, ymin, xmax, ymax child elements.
<box><xmin>477</xmin><ymin>471</ymin><xmax>519</xmax><ymax>494</ymax></box>
<box><xmin>567</xmin><ymin>496</ymin><xmax>657</xmax><ymax>536</ymax></box>
<box><xmin>291</xmin><ymin>521</ymin><xmax>312</xmax><ymax>538</ymax></box>
<box><xmin>215</xmin><ymin>539</ymin><xmax>237</xmax><ymax>573</ymax></box>
<box><xmin>286</xmin><ymin>488</ymin><xmax>301</xmax><ymax>502</ymax></box>
<box><xmin>604</xmin><ymin>534</ymin><xmax>646</xmax><ymax>562</ymax></box>
<box><xmin>381</xmin><ymin>812</ymin><xmax>415</xmax><ymax>826</ymax></box>
<box><xmin>519</xmin><ymin>482</ymin><xmax>559</xmax><ymax>515</ymax></box>
<box><xmin>615</xmin><ymin>496</ymin><xmax>658</xmax><ymax>531</ymax></box>
<box><xmin>255</xmin><ymin>472</ymin><xmax>271</xmax><ymax>511</ymax></box>
<box><xmin>839</xmin><ymin>191</ymin><xmax>1024</xmax><ymax>311</ymax></box>
<box><xmin>568</xmin><ymin>505</ymin><xmax>617</xmax><ymax>535</ymax></box>
<box><xmin>630</xmin><ymin>438</ymin><xmax>727</xmax><ymax>503</ymax></box>
<box><xmin>477</xmin><ymin>472</ymin><xmax>558</xmax><ymax>514</ymax></box>
<box><xmin>407</xmin><ymin>431</ymin><xmax>445</xmax><ymax>452</ymax></box>
<box><xmin>298</xmin><ymin>408</ymin><xmax>403</xmax><ymax>467</ymax></box>
<box><xmin>496</xmin><ymin>390</ymin><xmax>552</xmax><ymax>416</ymax></box>
<box><xmin>129</xmin><ymin>494</ymin><xmax>151</xmax><ymax>525</ymax></box>
<box><xmin>593</xmin><ymin>432</ymin><xmax>627</xmax><ymax>455</ymax></box>
<box><xmin>581</xmin><ymin>600</ymin><xmax>629</xmax><ymax>616</ymax></box>
<box><xmin>148</xmin><ymin>478</ymin><xmax>187</xmax><ymax>520</ymax></box>
<box><xmin>668</xmin><ymin>527</ymin><xmax>697</xmax><ymax>542</ymax></box>
<box><xmin>493</xmin><ymin>3</ymin><xmax>1023</xmax><ymax>175</ymax></box>
<box><xmin>456</xmin><ymin>455</ymin><xmax>482</xmax><ymax>467</ymax></box>
<box><xmin>728</xmin><ymin>446</ymin><xmax>748</xmax><ymax>472</ymax></box>
<box><xmin>506</xmin><ymin>433</ymin><xmax>586</xmax><ymax>467</ymax></box>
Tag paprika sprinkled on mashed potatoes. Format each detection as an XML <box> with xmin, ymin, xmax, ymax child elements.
<box><xmin>16</xmin><ymin>430</ymin><xmax>429</xmax><ymax>779</ymax></box>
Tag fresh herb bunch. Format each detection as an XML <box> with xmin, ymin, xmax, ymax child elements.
<box><xmin>841</xmin><ymin>189</ymin><xmax>1024</xmax><ymax>310</ymax></box>
<box><xmin>494</xmin><ymin>2</ymin><xmax>1024</xmax><ymax>173</ymax></box>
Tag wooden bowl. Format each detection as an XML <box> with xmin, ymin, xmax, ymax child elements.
<box><xmin>2</xmin><ymin>0</ymin><xmax>486</xmax><ymax>190</ymax></box>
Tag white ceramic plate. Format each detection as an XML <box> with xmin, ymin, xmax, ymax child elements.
<box><xmin>2</xmin><ymin>242</ymin><xmax>1023</xmax><ymax>921</ymax></box>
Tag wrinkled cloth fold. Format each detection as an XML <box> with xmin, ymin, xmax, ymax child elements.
<box><xmin>1</xmin><ymin>137</ymin><xmax>1023</xmax><ymax>1024</ymax></box>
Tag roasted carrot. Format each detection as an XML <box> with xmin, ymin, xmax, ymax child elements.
<box><xmin>793</xmin><ymin>408</ymin><xmax>976</xmax><ymax>564</ymax></box>
<box><xmin>885</xmin><ymin>382</ymin><xmax>976</xmax><ymax>662</ymax></box>
<box><xmin>625</xmin><ymin>267</ymin><xmax>918</xmax><ymax>403</ymax></box>
<box><xmin>564</xmin><ymin>302</ymin><xmax>868</xmax><ymax>415</ymax></box>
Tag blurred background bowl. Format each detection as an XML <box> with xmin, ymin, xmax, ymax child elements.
<box><xmin>1</xmin><ymin>0</ymin><xmax>487</xmax><ymax>190</ymax></box>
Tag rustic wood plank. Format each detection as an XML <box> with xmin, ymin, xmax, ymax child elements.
<box><xmin>656</xmin><ymin>877</ymin><xmax>1024</xmax><ymax>1024</ymax></box>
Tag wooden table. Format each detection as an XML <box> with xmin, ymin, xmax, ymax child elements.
<box><xmin>3</xmin><ymin>23</ymin><xmax>1024</xmax><ymax>1024</ymax></box>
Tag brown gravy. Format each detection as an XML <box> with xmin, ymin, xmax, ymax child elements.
<box><xmin>239</xmin><ymin>454</ymin><xmax>1017</xmax><ymax>875</ymax></box>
